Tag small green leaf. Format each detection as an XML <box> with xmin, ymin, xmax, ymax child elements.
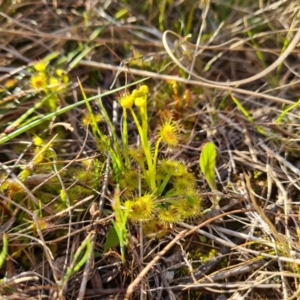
<box><xmin>200</xmin><ymin>142</ymin><xmax>217</xmax><ymax>191</ymax></box>
<box><xmin>114</xmin><ymin>8</ymin><xmax>128</xmax><ymax>19</ymax></box>
<box><xmin>200</xmin><ymin>235</ymin><xmax>207</xmax><ymax>243</ymax></box>
<box><xmin>104</xmin><ymin>226</ymin><xmax>120</xmax><ymax>252</ymax></box>
<box><xmin>89</xmin><ymin>27</ymin><xmax>104</xmax><ymax>41</ymax></box>
<box><xmin>60</xmin><ymin>189</ymin><xmax>67</xmax><ymax>204</ymax></box>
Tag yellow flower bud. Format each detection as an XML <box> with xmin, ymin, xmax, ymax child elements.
<box><xmin>139</xmin><ymin>85</ymin><xmax>149</xmax><ymax>95</ymax></box>
<box><xmin>134</xmin><ymin>96</ymin><xmax>147</xmax><ymax>108</ymax></box>
<box><xmin>56</xmin><ymin>69</ymin><xmax>69</xmax><ymax>85</ymax></box>
<box><xmin>48</xmin><ymin>76</ymin><xmax>60</xmax><ymax>91</ymax></box>
<box><xmin>119</xmin><ymin>94</ymin><xmax>134</xmax><ymax>109</ymax></box>
<box><xmin>33</xmin><ymin>61</ymin><xmax>47</xmax><ymax>72</ymax></box>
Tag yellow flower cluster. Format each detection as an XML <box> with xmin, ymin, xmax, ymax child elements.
<box><xmin>118</xmin><ymin>85</ymin><xmax>149</xmax><ymax>109</ymax></box>
<box><xmin>30</xmin><ymin>61</ymin><xmax>69</xmax><ymax>92</ymax></box>
<box><xmin>29</xmin><ymin>60</ymin><xmax>69</xmax><ymax>112</ymax></box>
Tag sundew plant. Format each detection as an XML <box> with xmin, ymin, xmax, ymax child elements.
<box><xmin>110</xmin><ymin>85</ymin><xmax>203</xmax><ymax>236</ymax></box>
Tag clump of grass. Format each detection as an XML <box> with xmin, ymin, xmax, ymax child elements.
<box><xmin>2</xmin><ymin>1</ymin><xmax>300</xmax><ymax>299</ymax></box>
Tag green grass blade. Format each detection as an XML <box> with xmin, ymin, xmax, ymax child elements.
<box><xmin>62</xmin><ymin>233</ymin><xmax>93</xmax><ymax>285</ymax></box>
<box><xmin>276</xmin><ymin>98</ymin><xmax>300</xmax><ymax>123</ymax></box>
<box><xmin>68</xmin><ymin>45</ymin><xmax>95</xmax><ymax>70</ymax></box>
<box><xmin>230</xmin><ymin>93</ymin><xmax>267</xmax><ymax>136</ymax></box>
<box><xmin>111</xmin><ymin>185</ymin><xmax>128</xmax><ymax>262</ymax></box>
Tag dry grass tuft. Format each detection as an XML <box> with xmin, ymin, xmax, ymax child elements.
<box><xmin>1</xmin><ymin>1</ymin><xmax>300</xmax><ymax>299</ymax></box>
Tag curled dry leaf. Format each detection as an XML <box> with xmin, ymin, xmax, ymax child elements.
<box><xmin>50</xmin><ymin>122</ymin><xmax>74</xmax><ymax>132</ymax></box>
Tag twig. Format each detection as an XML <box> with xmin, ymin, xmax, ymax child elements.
<box><xmin>79</xmin><ymin>60</ymin><xmax>295</xmax><ymax>105</ymax></box>
<box><xmin>124</xmin><ymin>230</ymin><xmax>187</xmax><ymax>300</ymax></box>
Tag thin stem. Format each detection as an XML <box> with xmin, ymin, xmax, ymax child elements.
<box><xmin>139</xmin><ymin>107</ymin><xmax>156</xmax><ymax>192</ymax></box>
<box><xmin>154</xmin><ymin>137</ymin><xmax>162</xmax><ymax>168</ymax></box>
<box><xmin>130</xmin><ymin>108</ymin><xmax>156</xmax><ymax>191</ymax></box>
<box><xmin>122</xmin><ymin>108</ymin><xmax>130</xmax><ymax>170</ymax></box>
<box><xmin>157</xmin><ymin>173</ymin><xmax>172</xmax><ymax>196</ymax></box>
